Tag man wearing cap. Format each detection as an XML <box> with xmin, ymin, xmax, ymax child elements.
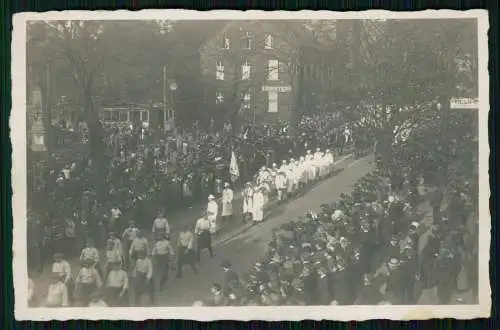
<box><xmin>152</xmin><ymin>232</ymin><xmax>175</xmax><ymax>292</ymax></box>
<box><xmin>109</xmin><ymin>205</ymin><xmax>122</xmax><ymax>235</ymax></box>
<box><xmin>79</xmin><ymin>239</ymin><xmax>102</xmax><ymax>278</ymax></box>
<box><xmin>74</xmin><ymin>258</ymin><xmax>103</xmax><ymax>306</ymax></box>
<box><xmin>275</xmin><ymin>164</ymin><xmax>288</xmax><ymax>203</ymax></box>
<box><xmin>121</xmin><ymin>220</ymin><xmax>139</xmax><ymax>267</ymax></box>
<box><xmin>221</xmin><ymin>183</ymin><xmax>234</xmax><ymax>224</ymax></box>
<box><xmin>288</xmin><ymin>278</ymin><xmax>308</xmax><ymax>305</ymax></box>
<box><xmin>45</xmin><ymin>273</ymin><xmax>70</xmax><ymax>307</ymax></box>
<box><xmin>129</xmin><ymin>230</ymin><xmax>149</xmax><ymax>267</ymax></box>
<box><xmin>207</xmin><ymin>283</ymin><xmax>228</xmax><ymax>306</ymax></box>
<box><xmin>176</xmin><ymin>225</ymin><xmax>198</xmax><ymax>278</ymax></box>
<box><xmin>108</xmin><ymin>232</ymin><xmax>123</xmax><ymax>256</ymax></box>
<box><xmin>330</xmin><ymin>257</ymin><xmax>349</xmax><ymax>305</ymax></box>
<box><xmin>104</xmin><ymin>239</ymin><xmax>123</xmax><ymax>278</ymax></box>
<box><xmin>152</xmin><ymin>209</ymin><xmax>170</xmax><ymax>236</ymax></box>
<box><xmin>384</xmin><ymin>258</ymin><xmax>405</xmax><ymax>304</ymax></box>
<box><xmin>221</xmin><ymin>259</ymin><xmax>239</xmax><ymax>294</ymax></box>
<box><xmin>206</xmin><ymin>194</ymin><xmax>219</xmax><ymax>236</ymax></box>
<box><xmin>315</xmin><ymin>266</ymin><xmax>332</xmax><ymax>305</ymax></box>
<box><xmin>105</xmin><ymin>260</ymin><xmax>129</xmax><ymax>307</ymax></box>
<box><xmin>195</xmin><ymin>213</ymin><xmax>214</xmax><ymax>261</ymax></box>
<box><xmin>131</xmin><ymin>249</ymin><xmax>154</xmax><ymax>306</ymax></box>
<box><xmin>52</xmin><ymin>252</ymin><xmax>72</xmax><ymax>287</ymax></box>
<box><xmin>355</xmin><ymin>274</ymin><xmax>384</xmax><ymax>305</ymax></box>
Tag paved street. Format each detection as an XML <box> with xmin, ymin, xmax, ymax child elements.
<box><xmin>154</xmin><ymin>154</ymin><xmax>373</xmax><ymax>305</ymax></box>
<box><xmin>31</xmin><ymin>153</ymin><xmax>358</xmax><ymax>304</ymax></box>
<box><xmin>31</xmin><ymin>152</ymin><xmax>477</xmax><ymax>306</ymax></box>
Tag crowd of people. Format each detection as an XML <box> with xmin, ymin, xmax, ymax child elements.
<box><xmin>27</xmin><ymin>144</ymin><xmax>348</xmax><ymax>307</ymax></box>
<box><xmin>27</xmin><ymin>111</ymin><xmax>361</xmax><ymax>307</ymax></box>
<box><xmin>194</xmin><ymin>162</ymin><xmax>477</xmax><ymax>306</ymax></box>
<box><xmin>27</xmin><ymin>100</ymin><xmax>477</xmax><ymax>307</ymax></box>
<box><xmin>27</xmin><ymin>113</ymin><xmax>354</xmax><ymax>274</ymax></box>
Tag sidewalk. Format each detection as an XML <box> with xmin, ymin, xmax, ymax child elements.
<box><xmin>31</xmin><ymin>153</ymin><xmax>355</xmax><ymax>303</ymax></box>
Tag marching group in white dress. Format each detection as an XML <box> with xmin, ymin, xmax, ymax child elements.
<box><xmin>206</xmin><ymin>148</ymin><xmax>336</xmax><ymax>230</ymax></box>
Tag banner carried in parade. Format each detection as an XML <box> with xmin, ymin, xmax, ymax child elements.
<box><xmin>229</xmin><ymin>148</ymin><xmax>240</xmax><ymax>182</ymax></box>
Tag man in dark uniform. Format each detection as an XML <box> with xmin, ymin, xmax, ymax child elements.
<box><xmin>354</xmin><ymin>274</ymin><xmax>384</xmax><ymax>305</ymax></box>
<box><xmin>221</xmin><ymin>259</ymin><xmax>239</xmax><ymax>294</ymax></box>
<box><xmin>429</xmin><ymin>185</ymin><xmax>444</xmax><ymax>224</ymax></box>
<box><xmin>288</xmin><ymin>278</ymin><xmax>309</xmax><ymax>305</ymax></box>
<box><xmin>131</xmin><ymin>249</ymin><xmax>154</xmax><ymax>306</ymax></box>
<box><xmin>152</xmin><ymin>232</ymin><xmax>174</xmax><ymax>292</ymax></box>
<box><xmin>207</xmin><ymin>283</ymin><xmax>228</xmax><ymax>306</ymax></box>
<box><xmin>384</xmin><ymin>258</ymin><xmax>405</xmax><ymax>305</ymax></box>
<box><xmin>176</xmin><ymin>225</ymin><xmax>198</xmax><ymax>278</ymax></box>
<box><xmin>195</xmin><ymin>213</ymin><xmax>214</xmax><ymax>261</ymax></box>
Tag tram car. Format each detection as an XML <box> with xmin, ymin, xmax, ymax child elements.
<box><xmin>99</xmin><ymin>103</ymin><xmax>175</xmax><ymax>131</ymax></box>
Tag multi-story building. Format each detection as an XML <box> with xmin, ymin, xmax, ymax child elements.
<box><xmin>199</xmin><ymin>20</ymin><xmax>336</xmax><ymax>125</ymax></box>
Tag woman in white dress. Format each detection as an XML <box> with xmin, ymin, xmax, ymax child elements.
<box><xmin>221</xmin><ymin>183</ymin><xmax>234</xmax><ymax>223</ymax></box>
<box><xmin>242</xmin><ymin>182</ymin><xmax>254</xmax><ymax>223</ymax></box>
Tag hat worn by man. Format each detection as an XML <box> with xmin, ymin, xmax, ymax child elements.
<box><xmin>224</xmin><ymin>182</ymin><xmax>230</xmax><ymax>188</ymax></box>
<box><xmin>208</xmin><ymin>194</ymin><xmax>215</xmax><ymax>200</ymax></box>
<box><xmin>53</xmin><ymin>253</ymin><xmax>64</xmax><ymax>260</ymax></box>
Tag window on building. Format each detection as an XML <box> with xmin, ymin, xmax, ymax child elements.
<box><xmin>242</xmin><ymin>61</ymin><xmax>251</xmax><ymax>80</ymax></box>
<box><xmin>223</xmin><ymin>37</ymin><xmax>230</xmax><ymax>50</ymax></box>
<box><xmin>242</xmin><ymin>32</ymin><xmax>252</xmax><ymax>50</ymax></box>
<box><xmin>242</xmin><ymin>91</ymin><xmax>251</xmax><ymax>109</ymax></box>
<box><xmin>216</xmin><ymin>91</ymin><xmax>224</xmax><ymax>104</ymax></box>
<box><xmin>268</xmin><ymin>59</ymin><xmax>279</xmax><ymax>80</ymax></box>
<box><xmin>264</xmin><ymin>34</ymin><xmax>273</xmax><ymax>49</ymax></box>
<box><xmin>267</xmin><ymin>91</ymin><xmax>278</xmax><ymax>113</ymax></box>
<box><xmin>216</xmin><ymin>61</ymin><xmax>224</xmax><ymax>80</ymax></box>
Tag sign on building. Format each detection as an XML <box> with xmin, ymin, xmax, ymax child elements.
<box><xmin>262</xmin><ymin>86</ymin><xmax>292</xmax><ymax>93</ymax></box>
<box><xmin>450</xmin><ymin>97</ymin><xmax>479</xmax><ymax>109</ymax></box>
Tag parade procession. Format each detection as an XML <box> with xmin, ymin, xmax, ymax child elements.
<box><xmin>23</xmin><ymin>17</ymin><xmax>480</xmax><ymax>309</ymax></box>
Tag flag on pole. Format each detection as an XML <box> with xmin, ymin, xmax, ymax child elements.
<box><xmin>229</xmin><ymin>148</ymin><xmax>240</xmax><ymax>182</ymax></box>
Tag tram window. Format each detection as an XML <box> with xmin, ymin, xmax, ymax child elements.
<box><xmin>103</xmin><ymin>110</ymin><xmax>112</xmax><ymax>121</ymax></box>
<box><xmin>119</xmin><ymin>110</ymin><xmax>128</xmax><ymax>121</ymax></box>
<box><xmin>111</xmin><ymin>111</ymin><xmax>119</xmax><ymax>121</ymax></box>
<box><xmin>141</xmin><ymin>111</ymin><xmax>149</xmax><ymax>122</ymax></box>
<box><xmin>131</xmin><ymin>111</ymin><xmax>140</xmax><ymax>122</ymax></box>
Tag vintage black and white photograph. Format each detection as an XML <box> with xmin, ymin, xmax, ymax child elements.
<box><xmin>12</xmin><ymin>10</ymin><xmax>489</xmax><ymax>320</ymax></box>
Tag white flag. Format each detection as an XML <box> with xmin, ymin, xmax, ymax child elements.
<box><xmin>229</xmin><ymin>149</ymin><xmax>240</xmax><ymax>182</ymax></box>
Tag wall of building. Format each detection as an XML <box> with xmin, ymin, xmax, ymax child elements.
<box><xmin>200</xmin><ymin>21</ymin><xmax>302</xmax><ymax>124</ymax></box>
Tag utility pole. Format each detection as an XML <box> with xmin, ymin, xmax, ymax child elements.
<box><xmin>163</xmin><ymin>64</ymin><xmax>167</xmax><ymax>122</ymax></box>
<box><xmin>44</xmin><ymin>61</ymin><xmax>53</xmax><ymax>167</ymax></box>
